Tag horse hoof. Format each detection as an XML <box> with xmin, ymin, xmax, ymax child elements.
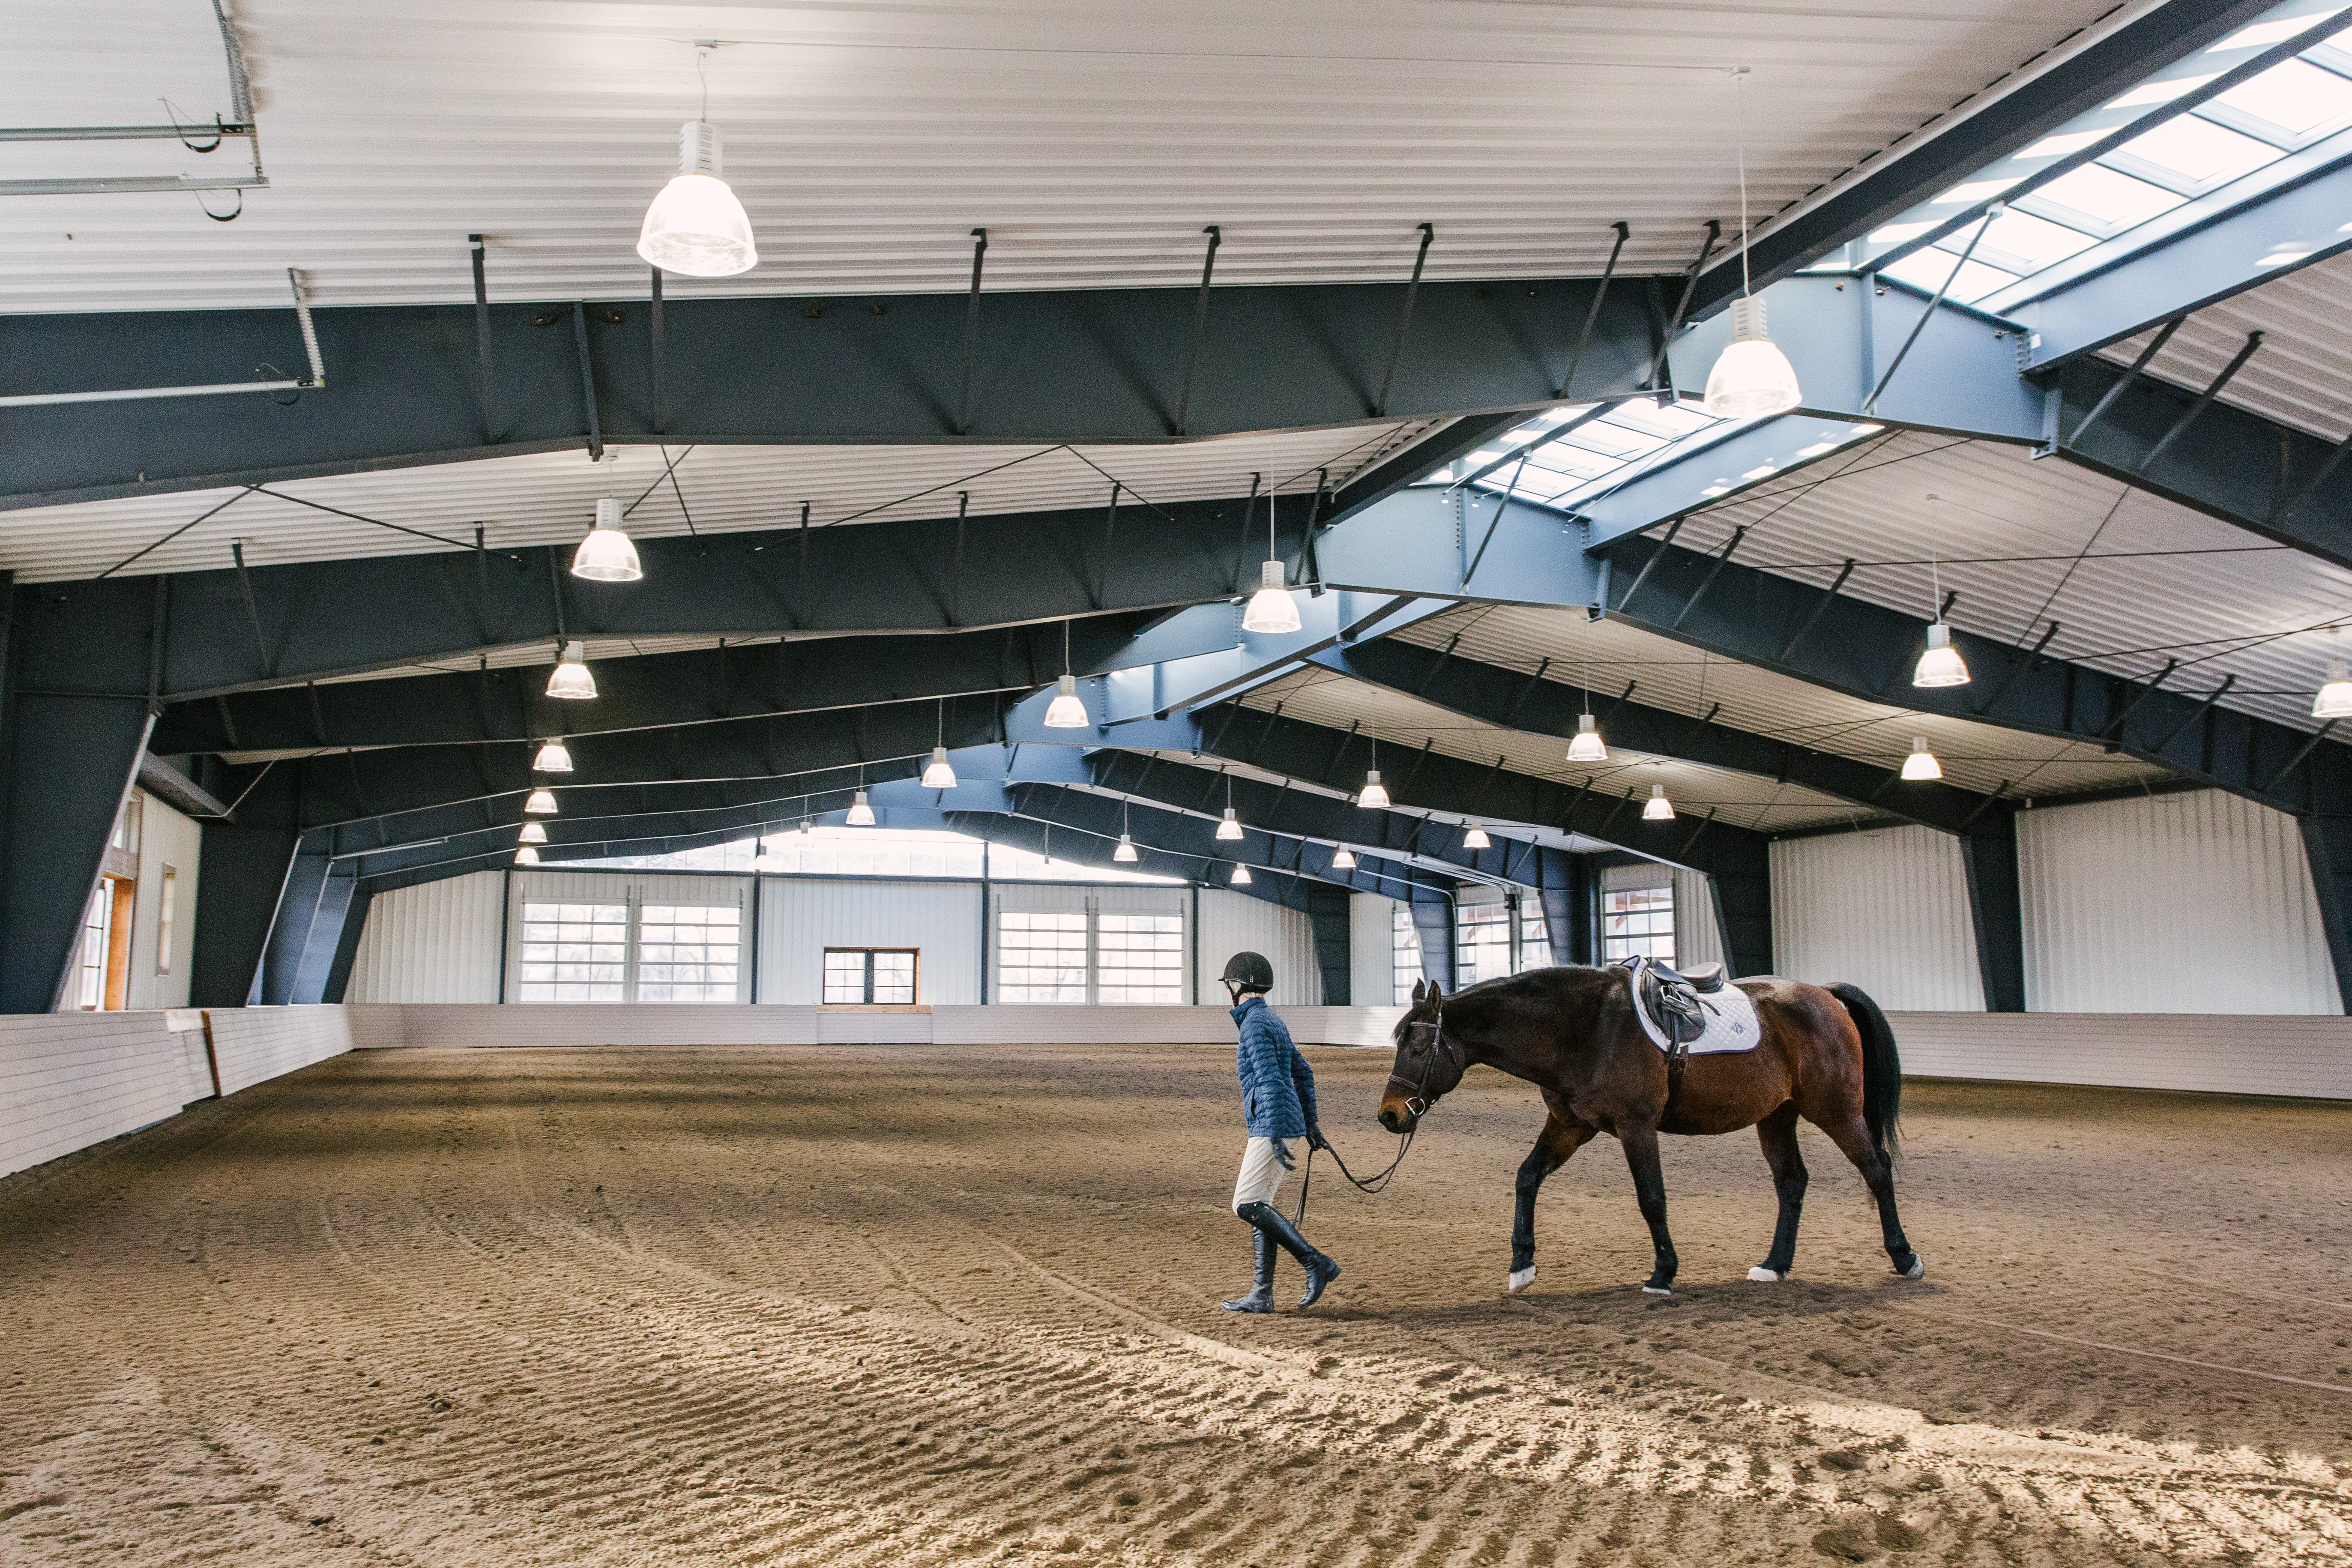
<box><xmin>1641</xmin><ymin>1284</ymin><xmax>1673</xmax><ymax>1296</ymax></box>
<box><xmin>1896</xmin><ymin>1254</ymin><xmax>1926</xmax><ymax>1280</ymax></box>
<box><xmin>1746</xmin><ymin>1266</ymin><xmax>1783</xmax><ymax>1283</ymax></box>
<box><xmin>1506</xmin><ymin>1266</ymin><xmax>1536</xmax><ymax>1295</ymax></box>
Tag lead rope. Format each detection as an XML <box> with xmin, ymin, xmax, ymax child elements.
<box><xmin>1295</xmin><ymin>1126</ymin><xmax>1415</xmax><ymax>1226</ymax></box>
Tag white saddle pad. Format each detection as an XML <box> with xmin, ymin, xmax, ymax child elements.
<box><xmin>1631</xmin><ymin>978</ymin><xmax>1762</xmax><ymax>1056</ymax></box>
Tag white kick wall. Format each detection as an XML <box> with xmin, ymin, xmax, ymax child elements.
<box><xmin>1769</xmin><ymin>826</ymin><xmax>1986</xmax><ymax>1010</ymax></box>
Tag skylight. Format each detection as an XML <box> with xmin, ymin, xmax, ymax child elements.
<box><xmin>1433</xmin><ymin>399</ymin><xmax>1729</xmax><ymax>509</ymax></box>
<box><xmin>1837</xmin><ymin>0</ymin><xmax>2352</xmax><ymax>311</ymax></box>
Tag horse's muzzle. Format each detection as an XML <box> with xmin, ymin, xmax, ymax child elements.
<box><xmin>1376</xmin><ymin>1097</ymin><xmax>1418</xmax><ymax>1134</ymax></box>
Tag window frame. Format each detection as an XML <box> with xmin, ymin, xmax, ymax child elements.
<box><xmin>822</xmin><ymin>946</ymin><xmax>922</xmax><ymax>1006</ymax></box>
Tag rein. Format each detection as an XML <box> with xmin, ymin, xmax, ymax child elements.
<box><xmin>1296</xmin><ymin>1012</ymin><xmax>1451</xmax><ymax>1224</ymax></box>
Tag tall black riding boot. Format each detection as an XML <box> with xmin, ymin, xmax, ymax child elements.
<box><xmin>1236</xmin><ymin>1201</ymin><xmax>1342</xmax><ymax>1308</ymax></box>
<box><xmin>1220</xmin><ymin>1228</ymin><xmax>1276</xmax><ymax>1313</ymax></box>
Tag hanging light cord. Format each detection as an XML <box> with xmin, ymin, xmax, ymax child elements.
<box><xmin>1735</xmin><ymin>66</ymin><xmax>1752</xmax><ymax>299</ymax></box>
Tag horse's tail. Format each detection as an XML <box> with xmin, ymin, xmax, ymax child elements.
<box><xmin>1826</xmin><ymin>982</ymin><xmax>1902</xmax><ymax>1165</ymax></box>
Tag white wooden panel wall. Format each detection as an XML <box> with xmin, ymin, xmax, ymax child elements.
<box><xmin>1670</xmin><ymin>868</ymin><xmax>1725</xmax><ymax>973</ymax></box>
<box><xmin>1351</xmin><ymin>893</ymin><xmax>1400</xmax><ymax>1004</ymax></box>
<box><xmin>2018</xmin><ymin>790</ymin><xmax>2343</xmax><ymax>1015</ymax></box>
<box><xmin>1770</xmin><ymin>827</ymin><xmax>1984</xmax><ymax>1010</ymax></box>
<box><xmin>760</xmin><ymin>877</ymin><xmax>984</xmax><ymax>1004</ymax></box>
<box><xmin>1195</xmin><ymin>889</ymin><xmax>1321</xmax><ymax>1006</ymax></box>
<box><xmin>125</xmin><ymin>793</ymin><xmax>201</xmax><ymax>1011</ymax></box>
<box><xmin>1890</xmin><ymin>1011</ymin><xmax>2352</xmax><ymax>1098</ymax></box>
<box><xmin>207</xmin><ymin>1008</ymin><xmax>355</xmax><ymax>1096</ymax></box>
<box><xmin>347</xmin><ymin>871</ymin><xmax>506</xmax><ymax>1003</ymax></box>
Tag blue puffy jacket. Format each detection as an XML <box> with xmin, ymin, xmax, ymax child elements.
<box><xmin>1233</xmin><ymin>996</ymin><xmax>1318</xmax><ymax>1138</ymax></box>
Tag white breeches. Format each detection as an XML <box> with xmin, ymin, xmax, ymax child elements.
<box><xmin>1232</xmin><ymin>1136</ymin><xmax>1293</xmax><ymax>1213</ymax></box>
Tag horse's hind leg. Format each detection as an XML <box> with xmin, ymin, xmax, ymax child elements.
<box><xmin>1508</xmin><ymin>1102</ymin><xmax>1595</xmax><ymax>1295</ymax></box>
<box><xmin>1619</xmin><ymin>1125</ymin><xmax>1679</xmax><ymax>1295</ymax></box>
<box><xmin>1814</xmin><ymin>1113</ymin><xmax>1924</xmax><ymax>1279</ymax></box>
<box><xmin>1750</xmin><ymin>1102</ymin><xmax>1806</xmax><ymax>1282</ymax></box>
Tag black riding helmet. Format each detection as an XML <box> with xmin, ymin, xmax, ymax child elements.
<box><xmin>1220</xmin><ymin>951</ymin><xmax>1275</xmax><ymax>994</ymax></box>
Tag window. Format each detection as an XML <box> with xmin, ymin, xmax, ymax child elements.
<box><xmin>1392</xmin><ymin>906</ymin><xmax>1424</xmax><ymax>1002</ymax></box>
<box><xmin>1517</xmin><ymin>904</ymin><xmax>1553</xmax><ymax>972</ymax></box>
<box><xmin>1457</xmin><ymin>903</ymin><xmax>1511</xmax><ymax>986</ymax></box>
<box><xmin>1098</xmin><ymin>914</ymin><xmax>1183</xmax><ymax>1003</ymax></box>
<box><xmin>998</xmin><ymin>912</ymin><xmax>1089</xmax><ymax>1002</ymax></box>
<box><xmin>1603</xmin><ymin>887</ymin><xmax>1676</xmax><ymax>964</ymax></box>
<box><xmin>637</xmin><ymin>905</ymin><xmax>742</xmax><ymax>1002</ymax></box>
<box><xmin>76</xmin><ymin>880</ymin><xmax>115</xmax><ymax>1010</ymax></box>
<box><xmin>518</xmin><ymin>902</ymin><xmax>628</xmax><ymax>1002</ymax></box>
<box><xmin>156</xmin><ymin>866</ymin><xmax>177</xmax><ymax>976</ymax></box>
<box><xmin>823</xmin><ymin>948</ymin><xmax>918</xmax><ymax>1005</ymax></box>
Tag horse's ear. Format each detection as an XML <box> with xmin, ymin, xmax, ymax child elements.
<box><xmin>1410</xmin><ymin>979</ymin><xmax>1426</xmax><ymax>1003</ymax></box>
<box><xmin>1429</xmin><ymin>981</ymin><xmax>1445</xmax><ymax>1009</ymax></box>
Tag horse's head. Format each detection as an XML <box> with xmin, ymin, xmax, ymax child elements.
<box><xmin>1379</xmin><ymin>979</ymin><xmax>1464</xmax><ymax>1133</ymax></box>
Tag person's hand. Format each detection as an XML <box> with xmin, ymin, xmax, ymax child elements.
<box><xmin>1306</xmin><ymin>1123</ymin><xmax>1330</xmax><ymax>1153</ymax></box>
<box><xmin>1273</xmin><ymin>1140</ymin><xmax>1297</xmax><ymax>1171</ymax></box>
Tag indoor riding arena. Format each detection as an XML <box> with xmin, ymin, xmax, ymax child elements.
<box><xmin>5</xmin><ymin>4</ymin><xmax>2352</xmax><ymax>1565</ymax></box>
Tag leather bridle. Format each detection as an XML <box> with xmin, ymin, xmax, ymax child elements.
<box><xmin>1385</xmin><ymin>1014</ymin><xmax>1462</xmax><ymax>1120</ymax></box>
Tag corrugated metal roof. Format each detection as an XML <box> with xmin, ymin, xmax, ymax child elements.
<box><xmin>3</xmin><ymin>0</ymin><xmax>2132</xmax><ymax>312</ymax></box>
<box><xmin>0</xmin><ymin>421</ymin><xmax>1421</xmax><ymax>581</ymax></box>
<box><xmin>1667</xmin><ymin>431</ymin><xmax>2352</xmax><ymax>737</ymax></box>
<box><xmin>1386</xmin><ymin>601</ymin><xmax>2161</xmax><ymax>802</ymax></box>
<box><xmin>1238</xmin><ymin>663</ymin><xmax>1871</xmax><ymax>833</ymax></box>
<box><xmin>2097</xmin><ymin>247</ymin><xmax>2352</xmax><ymax>441</ymax></box>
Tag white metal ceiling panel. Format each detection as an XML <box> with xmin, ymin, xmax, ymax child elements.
<box><xmin>0</xmin><ymin>420</ymin><xmax>1420</xmax><ymax>582</ymax></box>
<box><xmin>3</xmin><ymin>0</ymin><xmax>2132</xmax><ymax>311</ymax></box>
<box><xmin>2096</xmin><ymin>247</ymin><xmax>2352</xmax><ymax>442</ymax></box>
<box><xmin>1666</xmin><ymin>431</ymin><xmax>2352</xmax><ymax>737</ymax></box>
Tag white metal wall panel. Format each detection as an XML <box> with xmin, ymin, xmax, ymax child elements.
<box><xmin>1196</xmin><ymin>890</ymin><xmax>1321</xmax><ymax>1006</ymax></box>
<box><xmin>760</xmin><ymin>877</ymin><xmax>984</xmax><ymax>1005</ymax></box>
<box><xmin>346</xmin><ymin>871</ymin><xmax>506</xmax><ymax>1003</ymax></box>
<box><xmin>2018</xmin><ymin>790</ymin><xmax>2343</xmax><ymax>1014</ymax></box>
<box><xmin>1350</xmin><ymin>893</ymin><xmax>1401</xmax><ymax>1005</ymax></box>
<box><xmin>1770</xmin><ymin>827</ymin><xmax>1985</xmax><ymax>1009</ymax></box>
<box><xmin>125</xmin><ymin>792</ymin><xmax>201</xmax><ymax>1011</ymax></box>
<box><xmin>1670</xmin><ymin>868</ymin><xmax>1727</xmax><ymax>973</ymax></box>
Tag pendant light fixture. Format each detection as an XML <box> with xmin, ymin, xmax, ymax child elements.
<box><xmin>518</xmin><ymin>821</ymin><xmax>548</xmax><ymax>844</ymax></box>
<box><xmin>1113</xmin><ymin>799</ymin><xmax>1139</xmax><ymax>861</ymax></box>
<box><xmin>1332</xmin><ymin>846</ymin><xmax>1357</xmax><ymax>870</ymax></box>
<box><xmin>1230</xmin><ymin>862</ymin><xmax>1252</xmax><ymax>886</ymax></box>
<box><xmin>1240</xmin><ymin>489</ymin><xmax>1302</xmax><ymax>635</ymax></box>
<box><xmin>1359</xmin><ymin>734</ymin><xmax>1391</xmax><ymax>809</ymax></box>
<box><xmin>1643</xmin><ymin>782</ymin><xmax>1675</xmax><ymax>821</ymax></box>
<box><xmin>1703</xmin><ymin>69</ymin><xmax>1803</xmax><ymax>420</ymax></box>
<box><xmin>1463</xmin><ymin>821</ymin><xmax>1491</xmax><ymax>849</ymax></box>
<box><xmin>515</xmin><ymin>845</ymin><xmax>540</xmax><ymax>865</ymax></box>
<box><xmin>1215</xmin><ymin>774</ymin><xmax>1244</xmax><ymax>840</ymax></box>
<box><xmin>546</xmin><ymin>640</ymin><xmax>598</xmax><ymax>700</ymax></box>
<box><xmin>920</xmin><ymin>700</ymin><xmax>958</xmax><ymax>787</ymax></box>
<box><xmin>1567</xmin><ymin>712</ymin><xmax>1608</xmax><ymax>763</ymax></box>
<box><xmin>635</xmin><ymin>54</ymin><xmax>757</xmax><ymax>279</ymax></box>
<box><xmin>846</xmin><ymin>790</ymin><xmax>876</xmax><ymax>827</ymax></box>
<box><xmin>1043</xmin><ymin>619</ymin><xmax>1089</xmax><ymax>728</ymax></box>
<box><xmin>571</xmin><ymin>497</ymin><xmax>643</xmax><ymax>583</ymax></box>
<box><xmin>533</xmin><ymin>738</ymin><xmax>574</xmax><ymax>772</ymax></box>
<box><xmin>524</xmin><ymin>788</ymin><xmax>558</xmax><ymax>816</ymax></box>
<box><xmin>1900</xmin><ymin>736</ymin><xmax>1943</xmax><ymax>780</ymax></box>
<box><xmin>2316</xmin><ymin>662</ymin><xmax>2352</xmax><ymax>719</ymax></box>
<box><xmin>1913</xmin><ymin>543</ymin><xmax>1970</xmax><ymax>688</ymax></box>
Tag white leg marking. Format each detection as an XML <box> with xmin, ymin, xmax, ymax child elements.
<box><xmin>1747</xmin><ymin>1266</ymin><xmax>1783</xmax><ymax>1283</ymax></box>
<box><xmin>1901</xmin><ymin>1255</ymin><xmax>1926</xmax><ymax>1280</ymax></box>
<box><xmin>1506</xmin><ymin>1266</ymin><xmax>1537</xmax><ymax>1295</ymax></box>
<box><xmin>1641</xmin><ymin>1285</ymin><xmax>1673</xmax><ymax>1296</ymax></box>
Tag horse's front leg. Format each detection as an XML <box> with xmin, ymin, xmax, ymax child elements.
<box><xmin>1508</xmin><ymin>1103</ymin><xmax>1595</xmax><ymax>1295</ymax></box>
<box><xmin>1619</xmin><ymin>1124</ymin><xmax>1679</xmax><ymax>1294</ymax></box>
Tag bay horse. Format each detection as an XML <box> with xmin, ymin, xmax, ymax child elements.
<box><xmin>1376</xmin><ymin>967</ymin><xmax>1923</xmax><ymax>1295</ymax></box>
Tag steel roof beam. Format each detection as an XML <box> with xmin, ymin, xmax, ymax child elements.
<box><xmin>0</xmin><ymin>278</ymin><xmax>1662</xmax><ymax>510</ymax></box>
